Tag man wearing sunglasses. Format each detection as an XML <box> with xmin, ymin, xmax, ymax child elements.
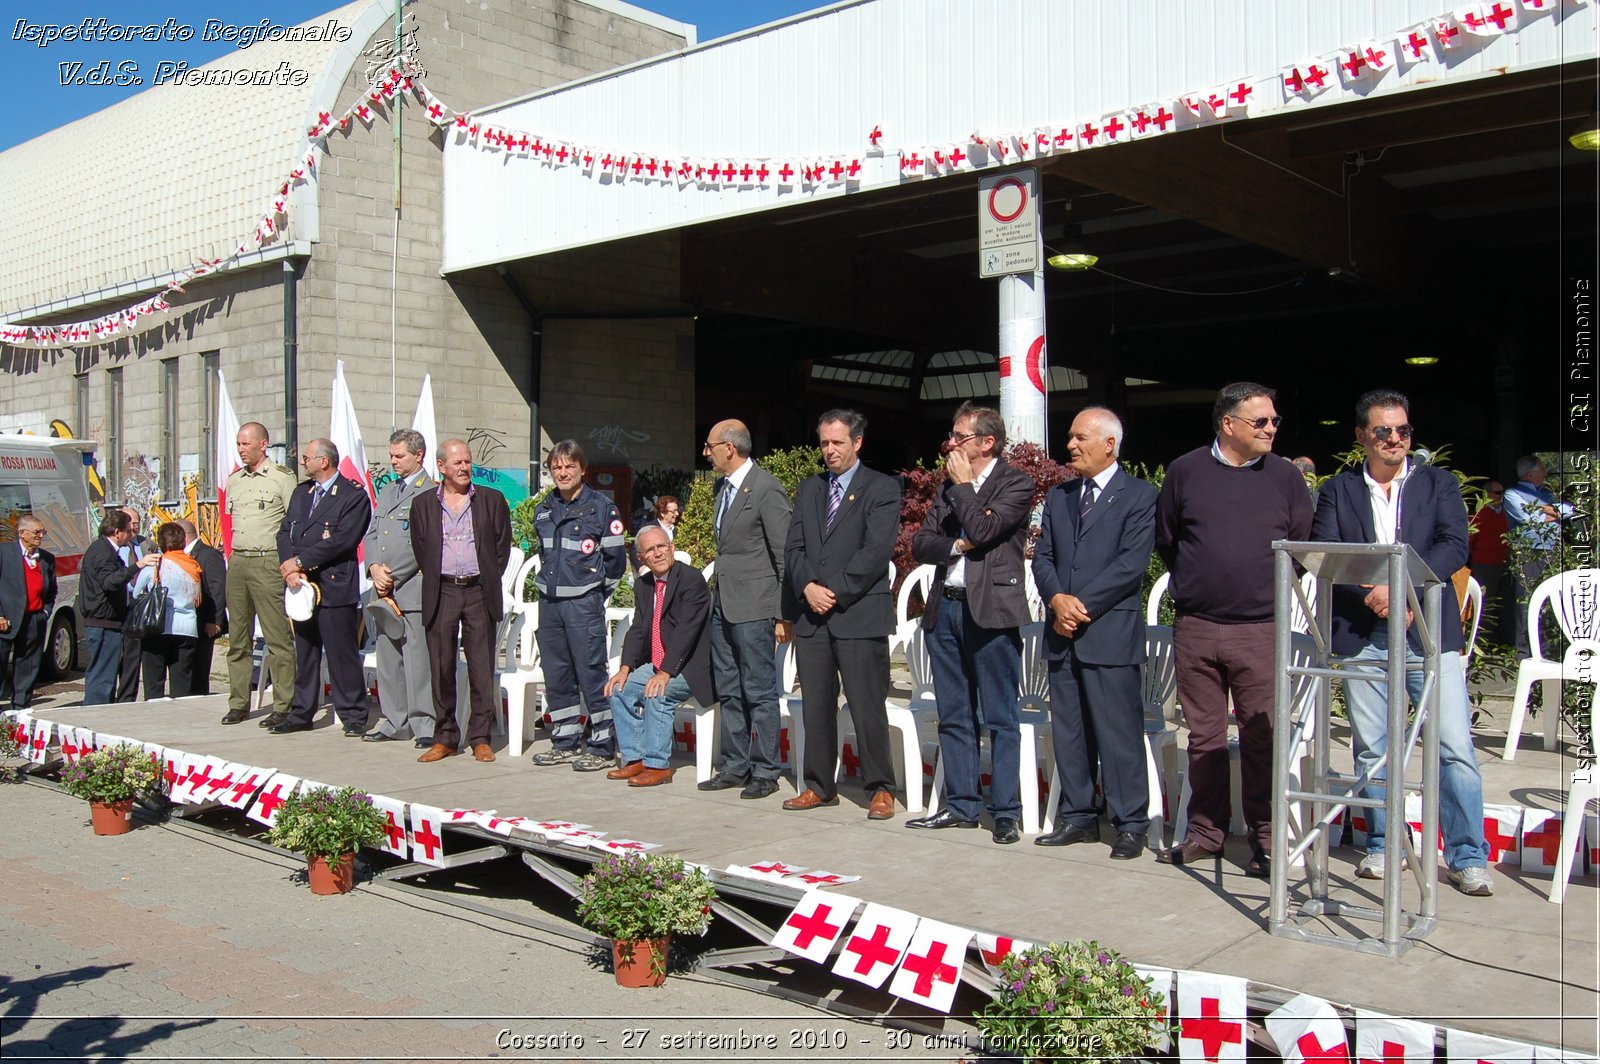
<box><xmin>1155</xmin><ymin>382</ymin><xmax>1313</xmax><ymax>876</ymax></box>
<box><xmin>1311</xmin><ymin>389</ymin><xmax>1491</xmax><ymax>896</ymax></box>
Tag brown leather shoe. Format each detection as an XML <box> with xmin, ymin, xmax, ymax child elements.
<box><xmin>416</xmin><ymin>743</ymin><xmax>460</xmax><ymax>763</ymax></box>
<box><xmin>782</xmin><ymin>789</ymin><xmax>839</xmax><ymax>811</ymax></box>
<box><xmin>1155</xmin><ymin>838</ymin><xmax>1223</xmax><ymax>866</ymax></box>
<box><xmin>628</xmin><ymin>767</ymin><xmax>674</xmax><ymax>787</ymax></box>
<box><xmin>608</xmin><ymin>760</ymin><xmax>645</xmax><ymax>780</ymax></box>
<box><xmin>472</xmin><ymin>743</ymin><xmax>495</xmax><ymax>763</ymax></box>
<box><xmin>867</xmin><ymin>791</ymin><xmax>896</xmax><ymax>820</ymax></box>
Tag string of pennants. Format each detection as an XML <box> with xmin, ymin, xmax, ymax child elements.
<box><xmin>1</xmin><ymin>0</ymin><xmax>1577</xmax><ymax>354</ymax></box>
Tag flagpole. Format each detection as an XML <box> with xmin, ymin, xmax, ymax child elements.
<box><xmin>389</xmin><ymin>0</ymin><xmax>403</xmax><ymax>429</ymax></box>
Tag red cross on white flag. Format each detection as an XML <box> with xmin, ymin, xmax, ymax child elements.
<box><xmin>1447</xmin><ymin>1028</ymin><xmax>1536</xmax><ymax>1064</ymax></box>
<box><xmin>200</xmin><ymin>762</ymin><xmax>243</xmax><ymax>803</ymax></box>
<box><xmin>216</xmin><ymin>766</ymin><xmax>274</xmax><ymax>810</ymax></box>
<box><xmin>1361</xmin><ymin>41</ymin><xmax>1393</xmax><ymax>73</ymax></box>
<box><xmin>1434</xmin><ymin>16</ymin><xmax>1465</xmax><ymax>48</ymax></box>
<box><xmin>1521</xmin><ymin>809</ymin><xmax>1574</xmax><ymax>875</ymax></box>
<box><xmin>556</xmin><ymin>828</ymin><xmax>608</xmax><ymax>848</ymax></box>
<box><xmin>784</xmin><ymin>869</ymin><xmax>861</xmax><ymax>887</ymax></box>
<box><xmin>1454</xmin><ymin>4</ymin><xmax>1493</xmax><ymax>33</ymax></box>
<box><xmin>728</xmin><ymin>860</ymin><xmax>807</xmax><ymax>882</ymax></box>
<box><xmin>1353</xmin><ymin>1009</ymin><xmax>1435</xmax><ymax>1064</ymax></box>
<box><xmin>1337</xmin><ymin>49</ymin><xmax>1370</xmax><ymax>84</ymax></box>
<box><xmin>887</xmin><ymin>918</ymin><xmax>972</xmax><ymax>1013</ymax></box>
<box><xmin>1033</xmin><ymin>127</ymin><xmax>1054</xmax><ymax>156</ymax></box>
<box><xmin>1133</xmin><ymin>965</ymin><xmax>1176</xmax><ymax>1052</ymax></box>
<box><xmin>246</xmin><ymin>772</ymin><xmax>301</xmax><ymax>827</ymax></box>
<box><xmin>523</xmin><ymin>818</ymin><xmax>575</xmax><ymax>837</ymax></box>
<box><xmin>445</xmin><ymin>808</ymin><xmax>498</xmax><ymax>828</ymax></box>
<box><xmin>170</xmin><ymin>754</ymin><xmax>221</xmax><ymax>805</ymax></box>
<box><xmin>1399</xmin><ymin>26</ymin><xmax>1436</xmax><ymax>62</ymax></box>
<box><xmin>370</xmin><ymin>795</ymin><xmax>410</xmax><ymax>858</ymax></box>
<box><xmin>1403</xmin><ymin>795</ymin><xmax>1445</xmax><ymax>855</ymax></box>
<box><xmin>1587</xmin><ymin>810</ymin><xmax>1600</xmax><ymax>872</ymax></box>
<box><xmin>597</xmin><ymin>838</ymin><xmax>661</xmax><ymax>854</ymax></box>
<box><xmin>831</xmin><ymin>902</ymin><xmax>917</xmax><ymax>988</ymax></box>
<box><xmin>771</xmin><ymin>890</ymin><xmax>859</xmax><ymax>962</ymax></box>
<box><xmin>58</xmin><ymin>729</ymin><xmax>82</xmax><ymax>764</ymax></box>
<box><xmin>1177</xmin><ymin>971</ymin><xmax>1249</xmax><ymax>1064</ymax></box>
<box><xmin>1266</xmin><ymin>994</ymin><xmax>1349</xmax><ymax>1064</ymax></box>
<box><xmin>27</xmin><ymin>718</ymin><xmax>50</xmax><ymax>763</ymax></box>
<box><xmin>1482</xmin><ymin>803</ymin><xmax>1523</xmax><ymax>863</ymax></box>
<box><xmin>974</xmin><ymin>932</ymin><xmax>1034</xmax><ymax>975</ymax></box>
<box><xmin>409</xmin><ymin>803</ymin><xmax>446</xmax><ymax>867</ymax></box>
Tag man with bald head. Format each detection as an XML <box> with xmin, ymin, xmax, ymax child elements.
<box><xmin>410</xmin><ymin>438</ymin><xmax>512</xmax><ymax>763</ymax></box>
<box><xmin>269</xmin><ymin>438</ymin><xmax>373</xmax><ymax>735</ymax></box>
<box><xmin>0</xmin><ymin>515</ymin><xmax>57</xmax><ymax>710</ymax></box>
<box><xmin>224</xmin><ymin>420</ymin><xmax>298</xmax><ymax>725</ymax></box>
<box><xmin>697</xmin><ymin>418</ymin><xmax>794</xmax><ymax>800</ymax></box>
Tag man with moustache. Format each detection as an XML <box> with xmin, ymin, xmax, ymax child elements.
<box><xmin>363</xmin><ymin>429</ymin><xmax>437</xmax><ymax>747</ymax></box>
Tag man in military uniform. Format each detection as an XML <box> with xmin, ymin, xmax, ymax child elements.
<box><xmin>362</xmin><ymin>429</ymin><xmax>436</xmax><ymax>747</ymax></box>
<box><xmin>530</xmin><ymin>440</ymin><xmax>627</xmax><ymax>771</ymax></box>
<box><xmin>223</xmin><ymin>421</ymin><xmax>298</xmax><ymax>726</ymax></box>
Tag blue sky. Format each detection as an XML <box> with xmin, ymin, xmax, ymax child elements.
<box><xmin>0</xmin><ymin>0</ymin><xmax>826</xmax><ymax>151</ymax></box>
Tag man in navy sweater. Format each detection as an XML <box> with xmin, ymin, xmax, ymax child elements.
<box><xmin>1155</xmin><ymin>382</ymin><xmax>1313</xmax><ymax>876</ymax></box>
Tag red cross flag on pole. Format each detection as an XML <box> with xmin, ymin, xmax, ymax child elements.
<box><xmin>832</xmin><ymin>902</ymin><xmax>917</xmax><ymax>989</ymax></box>
<box><xmin>246</xmin><ymin>772</ymin><xmax>302</xmax><ymax>827</ymax></box>
<box><xmin>1447</xmin><ymin>1028</ymin><xmax>1536</xmax><ymax>1064</ymax></box>
<box><xmin>214</xmin><ymin>368</ymin><xmax>243</xmax><ymax>557</ymax></box>
<box><xmin>369</xmin><ymin>794</ymin><xmax>410</xmax><ymax>858</ymax></box>
<box><xmin>217</xmin><ymin>766</ymin><xmax>275</xmax><ymax>811</ymax></box>
<box><xmin>1353</xmin><ymin>1009</ymin><xmax>1435</xmax><ymax>1064</ymax></box>
<box><xmin>771</xmin><ymin>890</ymin><xmax>859</xmax><ymax>963</ymax></box>
<box><xmin>887</xmin><ymin>917</ymin><xmax>972</xmax><ymax>1013</ymax></box>
<box><xmin>330</xmin><ymin>360</ymin><xmax>376</xmax><ymax>591</ymax></box>
<box><xmin>1177</xmin><ymin>971</ymin><xmax>1249</xmax><ymax>1064</ymax></box>
<box><xmin>1266</xmin><ymin>994</ymin><xmax>1349</xmax><ymax>1064</ymax></box>
<box><xmin>975</xmin><ymin>933</ymin><xmax>1035</xmax><ymax>977</ymax></box>
<box><xmin>1133</xmin><ymin>965</ymin><xmax>1176</xmax><ymax>1053</ymax></box>
<box><xmin>409</xmin><ymin>802</ymin><xmax>446</xmax><ymax>867</ymax></box>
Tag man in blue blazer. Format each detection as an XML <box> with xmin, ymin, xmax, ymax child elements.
<box><xmin>272</xmin><ymin>439</ymin><xmax>374</xmax><ymax>736</ymax></box>
<box><xmin>1031</xmin><ymin>408</ymin><xmax>1158</xmax><ymax>859</ymax></box>
<box><xmin>1311</xmin><ymin>389</ymin><xmax>1492</xmax><ymax>897</ymax></box>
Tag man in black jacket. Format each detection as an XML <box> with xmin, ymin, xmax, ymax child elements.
<box><xmin>0</xmin><ymin>516</ymin><xmax>57</xmax><ymax>710</ymax></box>
<box><xmin>76</xmin><ymin>509</ymin><xmax>145</xmax><ymax>706</ymax></box>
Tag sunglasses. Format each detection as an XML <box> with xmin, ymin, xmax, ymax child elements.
<box><xmin>1366</xmin><ymin>424</ymin><xmax>1413</xmax><ymax>442</ymax></box>
<box><xmin>1228</xmin><ymin>414</ymin><xmax>1283</xmax><ymax>430</ymax></box>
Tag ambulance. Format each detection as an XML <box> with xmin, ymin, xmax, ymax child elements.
<box><xmin>0</xmin><ymin>435</ymin><xmax>101</xmax><ymax>678</ymax></box>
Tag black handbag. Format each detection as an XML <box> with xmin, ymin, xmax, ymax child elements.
<box><xmin>126</xmin><ymin>562</ymin><xmax>170</xmax><ymax>639</ymax></box>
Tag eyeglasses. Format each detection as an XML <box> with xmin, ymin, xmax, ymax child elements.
<box><xmin>1366</xmin><ymin>424</ymin><xmax>1413</xmax><ymax>442</ymax></box>
<box><xmin>18</xmin><ymin>528</ymin><xmax>46</xmax><ymax>537</ymax></box>
<box><xmin>702</xmin><ymin>439</ymin><xmax>728</xmax><ymax>453</ymax></box>
<box><xmin>947</xmin><ymin>431</ymin><xmax>978</xmax><ymax>444</ymax></box>
<box><xmin>1227</xmin><ymin>414</ymin><xmax>1283</xmax><ymax>431</ymax></box>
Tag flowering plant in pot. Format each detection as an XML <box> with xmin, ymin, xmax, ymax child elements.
<box><xmin>58</xmin><ymin>743</ymin><xmax>158</xmax><ymax>835</ymax></box>
<box><xmin>575</xmin><ymin>852</ymin><xmax>717</xmax><ymax>986</ymax></box>
<box><xmin>265</xmin><ymin>785</ymin><xmax>388</xmax><ymax>895</ymax></box>
<box><xmin>977</xmin><ymin>940</ymin><xmax>1167</xmax><ymax>1064</ymax></box>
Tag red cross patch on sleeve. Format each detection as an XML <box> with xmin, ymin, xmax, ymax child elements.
<box><xmin>581</xmin><ymin>538</ymin><xmax>596</xmax><ymax>555</ymax></box>
<box><xmin>610</xmin><ymin>519</ymin><xmax>623</xmax><ymax>535</ymax></box>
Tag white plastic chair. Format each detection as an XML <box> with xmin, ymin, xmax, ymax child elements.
<box><xmin>895</xmin><ymin>564</ymin><xmax>936</xmax><ymax>629</ymax></box>
<box><xmin>1461</xmin><ymin>576</ymin><xmax>1484</xmax><ymax>667</ymax></box>
<box><xmin>1145</xmin><ymin>571</ymin><xmax>1171</xmax><ymax>626</ymax></box>
<box><xmin>498</xmin><ymin>604</ymin><xmax>543</xmax><ymax>757</ymax></box>
<box><xmin>501</xmin><ymin>546</ymin><xmax>525</xmax><ymax>613</ymax></box>
<box><xmin>687</xmin><ymin>640</ymin><xmax>799</xmax><ymax>786</ymax></box>
<box><xmin>1504</xmin><ymin>568</ymin><xmax>1600</xmax><ymax>760</ymax></box>
<box><xmin>1549</xmin><ymin>639</ymin><xmax>1599</xmax><ymax>903</ymax></box>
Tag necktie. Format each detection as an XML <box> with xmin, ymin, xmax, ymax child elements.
<box><xmin>312</xmin><ymin>483</ymin><xmax>327</xmax><ymax>509</ymax></box>
<box><xmin>825</xmin><ymin>476</ymin><xmax>843</xmax><ymax>532</ymax></box>
<box><xmin>715</xmin><ymin>480</ymin><xmax>732</xmax><ymax>535</ymax></box>
<box><xmin>1081</xmin><ymin>481</ymin><xmax>1097</xmax><ymax>516</ymax></box>
<box><xmin>650</xmin><ymin>578</ymin><xmax>667</xmax><ymax>669</ymax></box>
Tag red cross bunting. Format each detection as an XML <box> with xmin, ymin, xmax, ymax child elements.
<box><xmin>1482</xmin><ymin>817</ymin><xmax>1517</xmax><ymax>860</ymax></box>
<box><xmin>979</xmin><ymin>936</ymin><xmax>1016</xmax><ymax>967</ymax></box>
<box><xmin>582</xmin><ymin>150</ymin><xmax>595</xmax><ymax>168</ymax></box>
<box><xmin>1104</xmin><ymin>115</ymin><xmax>1126</xmax><ymax>139</ymax></box>
<box><xmin>673</xmin><ymin>721</ymin><xmax>695</xmax><ymax>752</ymax></box>
<box><xmin>845</xmin><ymin>158</ymin><xmax>862</xmax><ymax>178</ymax></box>
<box><xmin>793</xmin><ymin>872</ymin><xmax>846</xmax><ymax>886</ymax></box>
<box><xmin>1229</xmin><ymin>81</ymin><xmax>1253</xmax><ymax>105</ymax></box>
<box><xmin>868</xmin><ymin>124</ymin><xmax>882</xmax><ymax>147</ymax></box>
<box><xmin>751</xmin><ymin>860</ymin><xmax>801</xmax><ymax>875</ymax></box>
<box><xmin>427</xmin><ymin>102</ymin><xmax>444</xmax><ymax>120</ymax></box>
<box><xmin>1361</xmin><ymin>1039</ymin><xmax>1411</xmax><ymax>1064</ymax></box>
<box><xmin>1132</xmin><ymin>110</ymin><xmax>1154</xmax><ymax>132</ymax></box>
<box><xmin>1523</xmin><ymin>818</ymin><xmax>1566</xmax><ymax>864</ymax></box>
<box><xmin>899</xmin><ymin>940</ymin><xmax>958</xmax><ymax>997</ymax></box>
<box><xmin>1079</xmin><ymin>121</ymin><xmax>1099</xmax><ymax>145</ymax></box>
<box><xmin>1182</xmin><ymin>997</ymin><xmax>1244</xmax><ymax>1062</ymax></box>
<box><xmin>1484</xmin><ymin>2</ymin><xmax>1515</xmax><ymax>29</ymax></box>
<box><xmin>228</xmin><ymin>774</ymin><xmax>262</xmax><ymax>805</ymax></box>
<box><xmin>784</xmin><ymin>903</ymin><xmax>845</xmax><ymax>949</ymax></box>
<box><xmin>994</xmin><ymin>139</ymin><xmax>1011</xmax><ymax>158</ymax></box>
<box><xmin>608</xmin><ymin>840</ymin><xmax>648</xmax><ymax>851</ymax></box>
<box><xmin>316</xmin><ymin>110</ymin><xmax>332</xmax><ymax>128</ymax></box>
<box><xmin>828</xmin><ymin>159</ymin><xmax>845</xmax><ymax>181</ymax></box>
<box><xmin>1151</xmin><ymin>107</ymin><xmax>1175</xmax><ymax>131</ymax></box>
<box><xmin>1365</xmin><ymin>45</ymin><xmax>1389</xmax><ymax>68</ymax></box>
<box><xmin>600</xmin><ymin>152</ymin><xmax>614</xmax><ymax>169</ymax></box>
<box><xmin>1341</xmin><ymin>51</ymin><xmax>1367</xmax><ymax>77</ymax></box>
<box><xmin>753</xmin><ymin>161</ymin><xmax>769</xmax><ymax>182</ymax></box>
<box><xmin>555</xmin><ymin>144</ymin><xmax>570</xmax><ymax>163</ymax></box>
<box><xmin>742</xmin><ymin>162</ymin><xmax>756</xmax><ymax>181</ymax></box>
<box><xmin>383</xmin><ymin>812</ymin><xmax>406</xmax><ymax>850</ymax></box>
<box><xmin>707</xmin><ymin>161</ymin><xmax>723</xmax><ymax>181</ymax></box>
<box><xmin>932</xmin><ymin>148</ymin><xmax>947</xmax><ymax>168</ymax></box>
<box><xmin>446</xmin><ymin>809</ymin><xmax>485</xmax><ymax>822</ymax></box>
<box><xmin>186</xmin><ymin>763</ymin><xmax>216</xmax><ymax>795</ymax></box>
<box><xmin>840</xmin><ymin>743</ymin><xmax>861</xmax><ymax>777</ymax></box>
<box><xmin>630</xmin><ymin>157</ymin><xmax>645</xmax><ymax>176</ymax></box>
<box><xmin>1404</xmin><ymin>31</ymin><xmax>1430</xmax><ymax>58</ymax></box>
<box><xmin>204</xmin><ymin>771</ymin><xmax>235</xmax><ymax>798</ymax></box>
<box><xmin>59</xmin><ymin>733</ymin><xmax>80</xmax><ymax>761</ymax></box>
<box><xmin>356</xmin><ymin>105</ymin><xmax>373</xmax><ymax>123</ymax></box>
<box><xmin>613</xmin><ymin>154</ymin><xmax>629</xmax><ymax>174</ymax></box>
<box><xmin>255</xmin><ymin>783</ymin><xmax>288</xmax><ymax>820</ymax></box>
<box><xmin>904</xmin><ymin>152</ymin><xmax>923</xmax><ymax>171</ymax></box>
<box><xmin>1304</xmin><ymin>64</ymin><xmax>1330</xmax><ymax>88</ymax></box>
<box><xmin>843</xmin><ymin>924</ymin><xmax>902</xmax><ymax>975</ymax></box>
<box><xmin>1298</xmin><ymin>1031</ymin><xmax>1350</xmax><ymax>1064</ymax></box>
<box><xmin>411</xmin><ymin>818</ymin><xmax>441</xmax><ymax>860</ymax></box>
<box><xmin>1206</xmin><ymin>92</ymin><xmax>1228</xmax><ymax>116</ymax></box>
<box><xmin>1461</xmin><ymin>10</ymin><xmax>1487</xmax><ymax>30</ymax></box>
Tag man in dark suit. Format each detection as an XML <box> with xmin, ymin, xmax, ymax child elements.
<box><xmin>905</xmin><ymin>402</ymin><xmax>1034</xmax><ymax>844</ymax></box>
<box><xmin>410</xmin><ymin>438</ymin><xmax>513</xmax><ymax>763</ymax></box>
<box><xmin>781</xmin><ymin>409</ymin><xmax>903</xmax><ymax>819</ymax></box>
<box><xmin>1032</xmin><ymin>408</ymin><xmax>1158</xmax><ymax>859</ymax></box>
<box><xmin>698</xmin><ymin>418</ymin><xmax>793</xmax><ymax>800</ymax></box>
<box><xmin>603</xmin><ymin>525</ymin><xmax>714</xmax><ymax>787</ymax></box>
<box><xmin>270</xmin><ymin>438</ymin><xmax>373</xmax><ymax>736</ymax></box>
<box><xmin>115</xmin><ymin>506</ymin><xmax>147</xmax><ymax>702</ymax></box>
<box><xmin>1312</xmin><ymin>389</ymin><xmax>1492</xmax><ymax>897</ymax></box>
<box><xmin>0</xmin><ymin>516</ymin><xmax>57</xmax><ymax>710</ymax></box>
<box><xmin>77</xmin><ymin>509</ymin><xmax>141</xmax><ymax>707</ymax></box>
<box><xmin>177</xmin><ymin>519</ymin><xmax>226</xmax><ymax>696</ymax></box>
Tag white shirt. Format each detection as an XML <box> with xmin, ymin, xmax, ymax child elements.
<box><xmin>1210</xmin><ymin>438</ymin><xmax>1264</xmax><ymax>469</ymax></box>
<box><xmin>716</xmin><ymin>458</ymin><xmax>754</xmax><ymax>534</ymax></box>
<box><xmin>944</xmin><ymin>460</ymin><xmax>996</xmax><ymax>589</ymax></box>
<box><xmin>1081</xmin><ymin>462</ymin><xmax>1119</xmax><ymax>505</ymax></box>
<box><xmin>1363</xmin><ymin>459</ymin><xmax>1410</xmax><ymax>546</ymax></box>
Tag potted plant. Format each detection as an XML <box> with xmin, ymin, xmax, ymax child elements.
<box><xmin>58</xmin><ymin>743</ymin><xmax>158</xmax><ymax>835</ymax></box>
<box><xmin>977</xmin><ymin>940</ymin><xmax>1168</xmax><ymax>1064</ymax></box>
<box><xmin>576</xmin><ymin>852</ymin><xmax>717</xmax><ymax>987</ymax></box>
<box><xmin>265</xmin><ymin>785</ymin><xmax>388</xmax><ymax>895</ymax></box>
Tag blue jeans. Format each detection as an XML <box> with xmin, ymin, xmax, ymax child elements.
<box><xmin>1341</xmin><ymin>632</ymin><xmax>1488</xmax><ymax>870</ymax></box>
<box><xmin>926</xmin><ymin>596</ymin><xmax>1022</xmax><ymax>821</ymax></box>
<box><xmin>83</xmin><ymin>626</ymin><xmax>123</xmax><ymax>707</ymax></box>
<box><xmin>708</xmin><ymin>601</ymin><xmax>782</xmax><ymax>781</ymax></box>
<box><xmin>610</xmin><ymin>664</ymin><xmax>691</xmax><ymax>769</ymax></box>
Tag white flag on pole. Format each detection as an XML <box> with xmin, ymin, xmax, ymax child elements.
<box><xmin>412</xmin><ymin>373</ymin><xmax>439</xmax><ymax>475</ymax></box>
<box><xmin>215</xmin><ymin>369</ymin><xmax>242</xmax><ymax>557</ymax></box>
<box><xmin>330</xmin><ymin>360</ymin><xmax>376</xmax><ymax>591</ymax></box>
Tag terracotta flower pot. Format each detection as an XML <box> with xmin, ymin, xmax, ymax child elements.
<box><xmin>611</xmin><ymin>935</ymin><xmax>671</xmax><ymax>987</ymax></box>
<box><xmin>88</xmin><ymin>799</ymin><xmax>134</xmax><ymax>835</ymax></box>
<box><xmin>307</xmin><ymin>853</ymin><xmax>355</xmax><ymax>895</ymax></box>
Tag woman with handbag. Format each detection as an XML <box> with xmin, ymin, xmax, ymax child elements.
<box><xmin>130</xmin><ymin>522</ymin><xmax>203</xmax><ymax>698</ymax></box>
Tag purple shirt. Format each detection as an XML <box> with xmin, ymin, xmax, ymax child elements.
<box><xmin>439</xmin><ymin>486</ymin><xmax>480</xmax><ymax>578</ymax></box>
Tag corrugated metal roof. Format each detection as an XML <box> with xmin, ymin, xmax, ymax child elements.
<box><xmin>0</xmin><ymin>0</ymin><xmax>386</xmax><ymax>317</ymax></box>
<box><xmin>443</xmin><ymin>0</ymin><xmax>1597</xmax><ymax>271</ymax></box>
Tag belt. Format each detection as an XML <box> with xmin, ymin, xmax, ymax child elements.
<box><xmin>232</xmin><ymin>549</ymin><xmax>275</xmax><ymax>557</ymax></box>
<box><xmin>943</xmin><ymin>586</ymin><xmax>967</xmax><ymax>601</ymax></box>
<box><xmin>442</xmin><ymin>574</ymin><xmax>481</xmax><ymax>587</ymax></box>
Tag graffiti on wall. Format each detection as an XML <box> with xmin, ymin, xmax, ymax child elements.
<box><xmin>588</xmin><ymin>424</ymin><xmax>650</xmax><ymax>460</ymax></box>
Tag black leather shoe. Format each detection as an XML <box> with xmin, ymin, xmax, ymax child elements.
<box><xmin>1110</xmin><ymin>831</ymin><xmax>1147</xmax><ymax>860</ymax></box>
<box><xmin>992</xmin><ymin>817</ymin><xmax>1022</xmax><ymax>845</ymax></box>
<box><xmin>220</xmin><ymin>710</ymin><xmax>249</xmax><ymax>725</ymax></box>
<box><xmin>1034</xmin><ymin>823</ymin><xmax>1098</xmax><ymax>847</ymax></box>
<box><xmin>268</xmin><ymin>721</ymin><xmax>312</xmax><ymax>734</ymax></box>
<box><xmin>1245</xmin><ymin>852</ymin><xmax>1271</xmax><ymax>878</ymax></box>
<box><xmin>905</xmin><ymin>809</ymin><xmax>980</xmax><ymax>830</ymax></box>
<box><xmin>739</xmin><ymin>778</ymin><xmax>780</xmax><ymax>800</ymax></box>
<box><xmin>413</xmin><ymin>737</ymin><xmax>434</xmax><ymax>749</ymax></box>
<box><xmin>1156</xmin><ymin>839</ymin><xmax>1223</xmax><ymax>866</ymax></box>
<box><xmin>258</xmin><ymin>712</ymin><xmax>289</xmax><ymax>729</ymax></box>
<box><xmin>362</xmin><ymin>731</ymin><xmax>405</xmax><ymax>743</ymax></box>
<box><xmin>696</xmin><ymin>773</ymin><xmax>748</xmax><ymax>792</ymax></box>
<box><xmin>342</xmin><ymin>725</ymin><xmax>365</xmax><ymax>737</ymax></box>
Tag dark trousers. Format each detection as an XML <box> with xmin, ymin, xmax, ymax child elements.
<box><xmin>535</xmin><ymin>591</ymin><xmax>613</xmax><ymax>756</ymax></box>
<box><xmin>1172</xmin><ymin>614</ymin><xmax>1274</xmax><ymax>852</ymax></box>
<box><xmin>424</xmin><ymin>581</ymin><xmax>498</xmax><ymax>749</ymax></box>
<box><xmin>708</xmin><ymin>598</ymin><xmax>782</xmax><ymax>782</ymax></box>
<box><xmin>83</xmin><ymin>626</ymin><xmax>122</xmax><ymax>706</ymax></box>
<box><xmin>141</xmin><ymin>634</ymin><xmax>197</xmax><ymax>699</ymax></box>
<box><xmin>1468</xmin><ymin>562</ymin><xmax>1509</xmax><ymax>645</ymax></box>
<box><xmin>287</xmin><ymin>602</ymin><xmax>366</xmax><ymax>729</ymax></box>
<box><xmin>0</xmin><ymin>610</ymin><xmax>48</xmax><ymax>710</ymax></box>
<box><xmin>117</xmin><ymin>631</ymin><xmax>142</xmax><ymax>702</ymax></box>
<box><xmin>926</xmin><ymin>597</ymin><xmax>1022</xmax><ymax>821</ymax></box>
<box><xmin>793</xmin><ymin>625</ymin><xmax>892</xmax><ymax>799</ymax></box>
<box><xmin>190</xmin><ymin>633</ymin><xmax>216</xmax><ymax>695</ymax></box>
<box><xmin>1048</xmin><ymin>645</ymin><xmax>1149</xmax><ymax>835</ymax></box>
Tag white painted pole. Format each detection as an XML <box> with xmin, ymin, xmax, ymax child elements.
<box><xmin>998</xmin><ymin>244</ymin><xmax>1048</xmax><ymax>448</ymax></box>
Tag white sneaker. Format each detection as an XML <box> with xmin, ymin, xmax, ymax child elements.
<box><xmin>1448</xmin><ymin>865</ymin><xmax>1494</xmax><ymax>896</ymax></box>
<box><xmin>1356</xmin><ymin>852</ymin><xmax>1408</xmax><ymax>879</ymax></box>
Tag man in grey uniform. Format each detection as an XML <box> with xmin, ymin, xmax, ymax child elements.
<box><xmin>362</xmin><ymin>429</ymin><xmax>437</xmax><ymax>747</ymax></box>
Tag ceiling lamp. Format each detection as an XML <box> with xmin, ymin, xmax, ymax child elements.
<box><xmin>1047</xmin><ymin>224</ymin><xmax>1099</xmax><ymax>271</ymax></box>
<box><xmin>1404</xmin><ymin>356</ymin><xmax>1440</xmax><ymax>366</ymax></box>
<box><xmin>1570</xmin><ymin>116</ymin><xmax>1600</xmax><ymax>151</ymax></box>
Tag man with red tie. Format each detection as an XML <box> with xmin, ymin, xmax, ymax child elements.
<box><xmin>0</xmin><ymin>516</ymin><xmax>57</xmax><ymax>711</ymax></box>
